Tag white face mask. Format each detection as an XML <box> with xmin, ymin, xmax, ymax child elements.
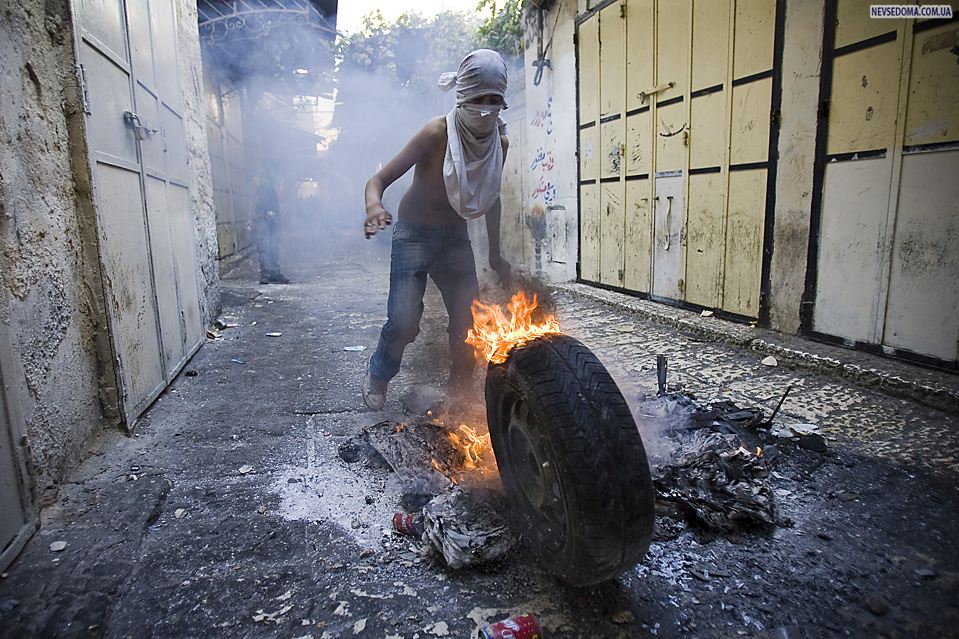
<box><xmin>458</xmin><ymin>103</ymin><xmax>502</xmax><ymax>135</ymax></box>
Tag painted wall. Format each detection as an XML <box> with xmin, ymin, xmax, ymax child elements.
<box><xmin>492</xmin><ymin>0</ymin><xmax>579</xmax><ymax>284</ymax></box>
<box><xmin>523</xmin><ymin>0</ymin><xmax>579</xmax><ymax>283</ymax></box>
<box><xmin>769</xmin><ymin>0</ymin><xmax>825</xmax><ymax>333</ymax></box>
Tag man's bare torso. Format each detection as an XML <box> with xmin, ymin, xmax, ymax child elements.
<box><xmin>396</xmin><ymin>116</ymin><xmax>462</xmax><ymax>226</ymax></box>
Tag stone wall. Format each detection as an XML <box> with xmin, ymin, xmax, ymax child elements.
<box><xmin>176</xmin><ymin>0</ymin><xmax>220</xmax><ymax>322</ymax></box>
<box><xmin>0</xmin><ymin>0</ymin><xmax>109</xmax><ymax>503</ymax></box>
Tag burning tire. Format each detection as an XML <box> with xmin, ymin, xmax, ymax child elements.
<box><xmin>485</xmin><ymin>333</ymin><xmax>655</xmax><ymax>585</ymax></box>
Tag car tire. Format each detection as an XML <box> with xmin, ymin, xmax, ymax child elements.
<box><xmin>485</xmin><ymin>333</ymin><xmax>655</xmax><ymax>585</ymax></box>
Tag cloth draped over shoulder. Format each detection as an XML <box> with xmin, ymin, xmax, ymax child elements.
<box><xmin>437</xmin><ymin>49</ymin><xmax>509</xmax><ymax>220</ymax></box>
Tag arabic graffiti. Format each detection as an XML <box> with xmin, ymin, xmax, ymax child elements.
<box><xmin>528</xmin><ymin>147</ymin><xmax>555</xmax><ymax>173</ymax></box>
<box><xmin>530</xmin><ymin>175</ymin><xmax>557</xmax><ymax>206</ymax></box>
<box><xmin>529</xmin><ymin>96</ymin><xmax>556</xmax><ymax>207</ymax></box>
<box><xmin>530</xmin><ymin>96</ymin><xmax>553</xmax><ymax>135</ymax></box>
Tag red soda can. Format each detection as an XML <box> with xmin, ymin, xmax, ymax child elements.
<box><xmin>480</xmin><ymin>613</ymin><xmax>543</xmax><ymax>639</ymax></box>
<box><xmin>392</xmin><ymin>512</ymin><xmax>421</xmax><ymax>536</ymax></box>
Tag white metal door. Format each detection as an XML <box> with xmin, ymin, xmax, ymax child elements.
<box><xmin>76</xmin><ymin>0</ymin><xmax>203</xmax><ymax>424</ymax></box>
<box><xmin>810</xmin><ymin>3</ymin><xmax>959</xmax><ymax>364</ymax></box>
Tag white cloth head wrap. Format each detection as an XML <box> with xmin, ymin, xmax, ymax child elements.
<box><xmin>438</xmin><ymin>49</ymin><xmax>509</xmax><ymax>220</ymax></box>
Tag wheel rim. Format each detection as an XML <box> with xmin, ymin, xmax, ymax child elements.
<box><xmin>506</xmin><ymin>399</ymin><xmax>567</xmax><ymax>551</ymax></box>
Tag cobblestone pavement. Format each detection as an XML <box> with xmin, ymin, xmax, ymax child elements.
<box><xmin>0</xmin><ymin>228</ymin><xmax>956</xmax><ymax>638</ymax></box>
<box><xmin>553</xmin><ymin>292</ymin><xmax>959</xmax><ymax>476</ymax></box>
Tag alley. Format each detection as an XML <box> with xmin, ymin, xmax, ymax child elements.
<box><xmin>0</xmin><ymin>229</ymin><xmax>956</xmax><ymax>638</ymax></box>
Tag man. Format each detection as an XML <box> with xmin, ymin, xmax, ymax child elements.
<box><xmin>253</xmin><ymin>171</ymin><xmax>290</xmax><ymax>285</ymax></box>
<box><xmin>362</xmin><ymin>49</ymin><xmax>512</xmax><ymax>411</ymax></box>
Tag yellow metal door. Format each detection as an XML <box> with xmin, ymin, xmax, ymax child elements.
<box><xmin>624</xmin><ymin>0</ymin><xmax>654</xmax><ymax>293</ymax></box>
<box><xmin>650</xmin><ymin>0</ymin><xmax>689</xmax><ymax>301</ymax></box>
<box><xmin>685</xmin><ymin>0</ymin><xmax>729</xmax><ymax>308</ymax></box>
<box><xmin>578</xmin><ymin>13</ymin><xmax>601</xmax><ymax>282</ymax></box>
<box><xmin>722</xmin><ymin>0</ymin><xmax>776</xmax><ymax>317</ymax></box>
<box><xmin>77</xmin><ymin>0</ymin><xmax>204</xmax><ymax>425</ymax></box>
<box><xmin>577</xmin><ymin>0</ymin><xmax>779</xmax><ymax>319</ymax></box>
<box><xmin>599</xmin><ymin>2</ymin><xmax>627</xmax><ymax>287</ymax></box>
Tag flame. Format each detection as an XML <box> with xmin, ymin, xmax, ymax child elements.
<box><xmin>448</xmin><ymin>424</ymin><xmax>492</xmax><ymax>468</ymax></box>
<box><xmin>736</xmin><ymin>444</ymin><xmax>764</xmax><ymax>458</ymax></box>
<box><xmin>466</xmin><ymin>291</ymin><xmax>561</xmax><ymax>364</ymax></box>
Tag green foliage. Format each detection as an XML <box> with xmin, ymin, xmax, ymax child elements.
<box><xmin>475</xmin><ymin>0</ymin><xmax>526</xmax><ymax>59</ymax></box>
<box><xmin>331</xmin><ymin>5</ymin><xmax>527</xmax><ymax>182</ymax></box>
<box><xmin>331</xmin><ymin>10</ymin><xmax>482</xmax><ymax>181</ymax></box>
<box><xmin>337</xmin><ymin>9</ymin><xmax>481</xmax><ymax>107</ymax></box>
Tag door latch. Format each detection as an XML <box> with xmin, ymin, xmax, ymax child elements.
<box><xmin>638</xmin><ymin>81</ymin><xmax>674</xmax><ymax>105</ymax></box>
<box><xmin>656</xmin><ymin>195</ymin><xmax>674</xmax><ymax>250</ymax></box>
<box><xmin>123</xmin><ymin>111</ymin><xmax>158</xmax><ymax>141</ymax></box>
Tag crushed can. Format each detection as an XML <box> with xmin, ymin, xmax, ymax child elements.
<box><xmin>392</xmin><ymin>512</ymin><xmax>422</xmax><ymax>536</ymax></box>
<box><xmin>480</xmin><ymin>613</ymin><xmax>543</xmax><ymax>639</ymax></box>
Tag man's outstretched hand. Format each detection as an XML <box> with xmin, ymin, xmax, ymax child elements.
<box><xmin>490</xmin><ymin>254</ymin><xmax>512</xmax><ymax>287</ymax></box>
<box><xmin>364</xmin><ymin>204</ymin><xmax>393</xmax><ymax>238</ymax></box>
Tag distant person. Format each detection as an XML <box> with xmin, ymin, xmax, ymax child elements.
<box><xmin>253</xmin><ymin>171</ymin><xmax>289</xmax><ymax>284</ymax></box>
<box><xmin>361</xmin><ymin>49</ymin><xmax>512</xmax><ymax>411</ymax></box>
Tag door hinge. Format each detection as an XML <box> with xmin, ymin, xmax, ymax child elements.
<box><xmin>77</xmin><ymin>64</ymin><xmax>91</xmax><ymax>115</ymax></box>
<box><xmin>620</xmin><ymin>1</ymin><xmax>626</xmax><ymax>18</ymax></box>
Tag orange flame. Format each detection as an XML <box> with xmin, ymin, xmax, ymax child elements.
<box><xmin>466</xmin><ymin>291</ymin><xmax>561</xmax><ymax>364</ymax></box>
<box><xmin>448</xmin><ymin>424</ymin><xmax>492</xmax><ymax>468</ymax></box>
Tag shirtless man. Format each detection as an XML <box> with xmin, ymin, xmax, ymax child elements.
<box><xmin>362</xmin><ymin>49</ymin><xmax>513</xmax><ymax>411</ymax></box>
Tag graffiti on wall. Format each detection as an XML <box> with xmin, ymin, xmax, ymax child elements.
<box><xmin>528</xmin><ymin>97</ymin><xmax>557</xmax><ymax>208</ymax></box>
<box><xmin>530</xmin><ymin>96</ymin><xmax>553</xmax><ymax>135</ymax></box>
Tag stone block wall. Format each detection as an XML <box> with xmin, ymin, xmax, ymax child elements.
<box><xmin>0</xmin><ymin>0</ymin><xmax>108</xmax><ymax>504</ymax></box>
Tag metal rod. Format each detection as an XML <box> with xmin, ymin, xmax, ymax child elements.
<box><xmin>656</xmin><ymin>355</ymin><xmax>668</xmax><ymax>396</ymax></box>
<box><xmin>765</xmin><ymin>384</ymin><xmax>793</xmax><ymax>426</ymax></box>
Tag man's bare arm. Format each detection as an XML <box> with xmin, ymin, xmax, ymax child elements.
<box><xmin>364</xmin><ymin>119</ymin><xmax>443</xmax><ymax>238</ymax></box>
<box><xmin>486</xmin><ymin>135</ymin><xmax>511</xmax><ymax>284</ymax></box>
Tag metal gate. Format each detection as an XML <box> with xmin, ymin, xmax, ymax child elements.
<box><xmin>577</xmin><ymin>0</ymin><xmax>781</xmax><ymax>319</ymax></box>
<box><xmin>0</xmin><ymin>315</ymin><xmax>33</xmax><ymax>572</ymax></box>
<box><xmin>805</xmin><ymin>1</ymin><xmax>959</xmax><ymax>366</ymax></box>
<box><xmin>76</xmin><ymin>0</ymin><xmax>204</xmax><ymax>425</ymax></box>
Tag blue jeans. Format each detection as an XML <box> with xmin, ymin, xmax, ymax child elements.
<box><xmin>370</xmin><ymin>220</ymin><xmax>479</xmax><ymax>385</ymax></box>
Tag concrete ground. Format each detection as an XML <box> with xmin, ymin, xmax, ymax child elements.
<box><xmin>1</xmin><ymin>226</ymin><xmax>957</xmax><ymax>638</ymax></box>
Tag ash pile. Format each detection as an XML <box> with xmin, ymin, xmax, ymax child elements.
<box><xmin>339</xmin><ymin>417</ymin><xmax>515</xmax><ymax>570</ymax></box>
<box><xmin>639</xmin><ymin>389</ymin><xmax>820</xmax><ymax>539</ymax></box>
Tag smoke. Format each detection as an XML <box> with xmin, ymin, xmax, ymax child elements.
<box><xmin>576</xmin><ymin>347</ymin><xmax>692</xmax><ymax>468</ymax></box>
